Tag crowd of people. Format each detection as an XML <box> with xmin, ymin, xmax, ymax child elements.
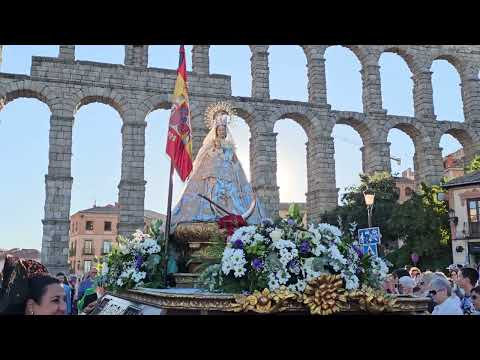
<box><xmin>2</xmin><ymin>254</ymin><xmax>480</xmax><ymax>315</ymax></box>
<box><xmin>0</xmin><ymin>255</ymin><xmax>102</xmax><ymax>315</ymax></box>
<box><xmin>383</xmin><ymin>264</ymin><xmax>480</xmax><ymax>315</ymax></box>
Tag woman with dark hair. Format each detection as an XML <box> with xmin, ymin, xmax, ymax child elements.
<box><xmin>24</xmin><ymin>275</ymin><xmax>66</xmax><ymax>315</ymax></box>
<box><xmin>0</xmin><ymin>255</ymin><xmax>66</xmax><ymax>315</ymax></box>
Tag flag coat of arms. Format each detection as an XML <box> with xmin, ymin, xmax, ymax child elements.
<box><xmin>166</xmin><ymin>45</ymin><xmax>193</xmax><ymax>181</ymax></box>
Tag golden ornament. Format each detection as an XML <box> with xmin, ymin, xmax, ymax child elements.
<box><xmin>204</xmin><ymin>101</ymin><xmax>237</xmax><ymax>130</ymax></box>
<box><xmin>348</xmin><ymin>286</ymin><xmax>397</xmax><ymax>313</ymax></box>
<box><xmin>302</xmin><ymin>274</ymin><xmax>348</xmax><ymax>315</ymax></box>
<box><xmin>230</xmin><ymin>286</ymin><xmax>299</xmax><ymax>314</ymax></box>
<box><xmin>231</xmin><ymin>288</ymin><xmax>273</xmax><ymax>314</ymax></box>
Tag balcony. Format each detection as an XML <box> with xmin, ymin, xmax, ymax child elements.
<box><xmin>468</xmin><ymin>222</ymin><xmax>480</xmax><ymax>239</ymax></box>
<box><xmin>457</xmin><ymin>222</ymin><xmax>480</xmax><ymax>240</ymax></box>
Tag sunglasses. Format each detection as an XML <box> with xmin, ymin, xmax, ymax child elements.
<box><xmin>429</xmin><ymin>290</ymin><xmax>437</xmax><ymax>296</ymax></box>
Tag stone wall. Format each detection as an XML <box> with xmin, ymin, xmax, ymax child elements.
<box><xmin>1</xmin><ymin>45</ymin><xmax>480</xmax><ymax>273</ymax></box>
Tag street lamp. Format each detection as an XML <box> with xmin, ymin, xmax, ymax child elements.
<box><xmin>363</xmin><ymin>189</ymin><xmax>375</xmax><ymax>228</ymax></box>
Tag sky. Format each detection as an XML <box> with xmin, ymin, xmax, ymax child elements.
<box><xmin>0</xmin><ymin>45</ymin><xmax>466</xmax><ymax>250</ymax></box>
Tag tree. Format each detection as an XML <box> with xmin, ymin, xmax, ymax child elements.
<box><xmin>388</xmin><ymin>183</ymin><xmax>451</xmax><ymax>269</ymax></box>
<box><xmin>322</xmin><ymin>172</ymin><xmax>400</xmax><ymax>249</ymax></box>
<box><xmin>465</xmin><ymin>155</ymin><xmax>480</xmax><ymax>174</ymax></box>
<box><xmin>323</xmin><ymin>172</ymin><xmax>452</xmax><ymax>270</ymax></box>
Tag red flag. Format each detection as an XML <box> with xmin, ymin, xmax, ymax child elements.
<box><xmin>166</xmin><ymin>45</ymin><xmax>193</xmax><ymax>182</ymax></box>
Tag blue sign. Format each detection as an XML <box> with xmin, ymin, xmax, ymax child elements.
<box><xmin>358</xmin><ymin>227</ymin><xmax>381</xmax><ymax>256</ymax></box>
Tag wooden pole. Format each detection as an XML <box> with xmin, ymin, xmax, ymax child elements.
<box><xmin>164</xmin><ymin>161</ymin><xmax>175</xmax><ymax>287</ymax></box>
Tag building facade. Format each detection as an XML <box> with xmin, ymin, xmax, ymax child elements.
<box><xmin>443</xmin><ymin>148</ymin><xmax>465</xmax><ymax>180</ymax></box>
<box><xmin>394</xmin><ymin>168</ymin><xmax>416</xmax><ymax>204</ymax></box>
<box><xmin>443</xmin><ymin>171</ymin><xmax>480</xmax><ymax>266</ymax></box>
<box><xmin>68</xmin><ymin>203</ymin><xmax>165</xmax><ymax>275</ymax></box>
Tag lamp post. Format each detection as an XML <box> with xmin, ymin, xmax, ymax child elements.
<box><xmin>363</xmin><ymin>189</ymin><xmax>375</xmax><ymax>228</ymax></box>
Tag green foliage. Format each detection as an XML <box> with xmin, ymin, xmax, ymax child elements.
<box><xmin>465</xmin><ymin>155</ymin><xmax>480</xmax><ymax>174</ymax></box>
<box><xmin>323</xmin><ymin>172</ymin><xmax>399</xmax><ymax>248</ymax></box>
<box><xmin>390</xmin><ymin>183</ymin><xmax>450</xmax><ymax>258</ymax></box>
<box><xmin>288</xmin><ymin>203</ymin><xmax>303</xmax><ymax>225</ymax></box>
<box><xmin>323</xmin><ymin>172</ymin><xmax>452</xmax><ymax>270</ymax></box>
<box><xmin>101</xmin><ymin>219</ymin><xmax>168</xmax><ymax>291</ymax></box>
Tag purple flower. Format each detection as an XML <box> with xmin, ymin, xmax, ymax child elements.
<box><xmin>299</xmin><ymin>241</ymin><xmax>311</xmax><ymax>254</ymax></box>
<box><xmin>288</xmin><ymin>260</ymin><xmax>301</xmax><ymax>274</ymax></box>
<box><xmin>233</xmin><ymin>239</ymin><xmax>244</xmax><ymax>249</ymax></box>
<box><xmin>353</xmin><ymin>245</ymin><xmax>363</xmax><ymax>258</ymax></box>
<box><xmin>251</xmin><ymin>258</ymin><xmax>264</xmax><ymax>271</ymax></box>
<box><xmin>135</xmin><ymin>255</ymin><xmax>144</xmax><ymax>271</ymax></box>
<box><xmin>261</xmin><ymin>218</ymin><xmax>273</xmax><ymax>227</ymax></box>
<box><xmin>287</xmin><ymin>219</ymin><xmax>296</xmax><ymax>226</ymax></box>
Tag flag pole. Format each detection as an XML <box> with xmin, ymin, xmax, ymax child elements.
<box><xmin>164</xmin><ymin>161</ymin><xmax>175</xmax><ymax>287</ymax></box>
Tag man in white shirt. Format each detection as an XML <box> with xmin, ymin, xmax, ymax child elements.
<box><xmin>430</xmin><ymin>278</ymin><xmax>463</xmax><ymax>315</ymax></box>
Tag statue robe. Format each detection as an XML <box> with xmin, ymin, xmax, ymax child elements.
<box><xmin>171</xmin><ymin>143</ymin><xmax>265</xmax><ymax>229</ymax></box>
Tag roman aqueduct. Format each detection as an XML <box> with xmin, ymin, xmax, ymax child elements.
<box><xmin>1</xmin><ymin>45</ymin><xmax>480</xmax><ymax>273</ymax></box>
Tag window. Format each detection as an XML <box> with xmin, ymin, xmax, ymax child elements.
<box><xmin>103</xmin><ymin>240</ymin><xmax>112</xmax><ymax>254</ymax></box>
<box><xmin>104</xmin><ymin>221</ymin><xmax>112</xmax><ymax>232</ymax></box>
<box><xmin>84</xmin><ymin>240</ymin><xmax>92</xmax><ymax>255</ymax></box>
<box><xmin>468</xmin><ymin>199</ymin><xmax>480</xmax><ymax>222</ymax></box>
<box><xmin>86</xmin><ymin>221</ymin><xmax>94</xmax><ymax>231</ymax></box>
<box><xmin>405</xmin><ymin>187</ymin><xmax>413</xmax><ymax>197</ymax></box>
<box><xmin>69</xmin><ymin>241</ymin><xmax>76</xmax><ymax>257</ymax></box>
<box><xmin>468</xmin><ymin>199</ymin><xmax>480</xmax><ymax>237</ymax></box>
<box><xmin>84</xmin><ymin>260</ymin><xmax>92</xmax><ymax>273</ymax></box>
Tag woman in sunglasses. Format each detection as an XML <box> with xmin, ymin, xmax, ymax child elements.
<box><xmin>430</xmin><ymin>278</ymin><xmax>463</xmax><ymax>315</ymax></box>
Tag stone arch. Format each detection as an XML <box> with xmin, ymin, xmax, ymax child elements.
<box><xmin>321</xmin><ymin>45</ymin><xmax>367</xmax><ymax>66</ymax></box>
<box><xmin>71</xmin><ymin>87</ymin><xmax>129</xmax><ymax>120</ymax></box>
<box><xmin>137</xmin><ymin>93</ymin><xmax>172</xmax><ymax>120</ymax></box>
<box><xmin>329</xmin><ymin>111</ymin><xmax>372</xmax><ymax>144</ymax></box>
<box><xmin>431</xmin><ymin>53</ymin><xmax>466</xmax><ymax>76</ymax></box>
<box><xmin>437</xmin><ymin>122</ymin><xmax>479</xmax><ymax>164</ymax></box>
<box><xmin>267</xmin><ymin>105</ymin><xmax>317</xmax><ymax>135</ymax></box>
<box><xmin>229</xmin><ymin>100</ymin><xmax>257</xmax><ymax>128</ymax></box>
<box><xmin>384</xmin><ymin>117</ymin><xmax>443</xmax><ymax>185</ymax></box>
<box><xmin>0</xmin><ymin>80</ymin><xmax>56</xmax><ymax>113</ymax></box>
<box><xmin>380</xmin><ymin>46</ymin><xmax>419</xmax><ymax>74</ymax></box>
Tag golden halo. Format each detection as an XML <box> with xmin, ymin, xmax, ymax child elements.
<box><xmin>204</xmin><ymin>101</ymin><xmax>237</xmax><ymax>129</ymax></box>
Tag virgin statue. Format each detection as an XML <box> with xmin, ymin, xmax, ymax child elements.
<box><xmin>171</xmin><ymin>102</ymin><xmax>265</xmax><ymax>230</ymax></box>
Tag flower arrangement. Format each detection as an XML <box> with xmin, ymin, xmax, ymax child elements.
<box><xmin>98</xmin><ymin>219</ymin><xmax>167</xmax><ymax>291</ymax></box>
<box><xmin>198</xmin><ymin>216</ymin><xmax>390</xmax><ymax>295</ymax></box>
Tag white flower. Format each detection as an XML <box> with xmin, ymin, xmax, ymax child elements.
<box><xmin>221</xmin><ymin>248</ymin><xmax>247</xmax><ymax>277</ymax></box>
<box><xmin>233</xmin><ymin>267</ymin><xmax>246</xmax><ymax>278</ymax></box>
<box><xmin>270</xmin><ymin>229</ymin><xmax>283</xmax><ymax>242</ymax></box>
<box><xmin>277</xmin><ymin>270</ymin><xmax>291</xmax><ymax>285</ymax></box>
<box><xmin>268</xmin><ymin>274</ymin><xmax>280</xmax><ymax>290</ymax></box>
<box><xmin>343</xmin><ymin>274</ymin><xmax>360</xmax><ymax>290</ymax></box>
<box><xmin>328</xmin><ymin>245</ymin><xmax>347</xmax><ymax>265</ymax></box>
<box><xmin>317</xmin><ymin>223</ymin><xmax>342</xmax><ymax>238</ymax></box>
<box><xmin>230</xmin><ymin>225</ymin><xmax>257</xmax><ymax>245</ymax></box>
<box><xmin>252</xmin><ymin>233</ymin><xmax>265</xmax><ymax>244</ymax></box>
<box><xmin>116</xmin><ymin>278</ymin><xmax>124</xmax><ymax>286</ymax></box>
